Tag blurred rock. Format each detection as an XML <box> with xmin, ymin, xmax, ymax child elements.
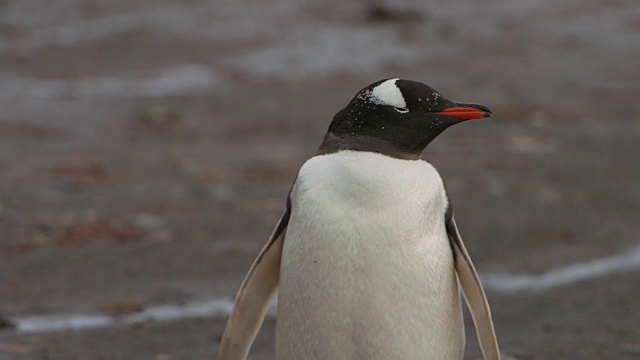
<box><xmin>53</xmin><ymin>219</ymin><xmax>146</xmax><ymax>246</ymax></box>
<box><xmin>365</xmin><ymin>2</ymin><xmax>424</xmax><ymax>23</ymax></box>
<box><xmin>103</xmin><ymin>299</ymin><xmax>145</xmax><ymax>316</ymax></box>
<box><xmin>52</xmin><ymin>161</ymin><xmax>111</xmax><ymax>184</ymax></box>
<box><xmin>135</xmin><ymin>106</ymin><xmax>182</xmax><ymax>131</ymax></box>
<box><xmin>0</xmin><ymin>314</ymin><xmax>16</xmax><ymax>329</ymax></box>
<box><xmin>134</xmin><ymin>213</ymin><xmax>164</xmax><ymax>231</ymax></box>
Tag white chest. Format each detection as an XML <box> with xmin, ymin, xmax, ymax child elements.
<box><xmin>276</xmin><ymin>151</ymin><xmax>464</xmax><ymax>359</ymax></box>
<box><xmin>291</xmin><ymin>151</ymin><xmax>448</xmax><ymax>243</ymax></box>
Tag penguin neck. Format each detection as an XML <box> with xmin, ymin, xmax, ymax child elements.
<box><xmin>316</xmin><ymin>132</ymin><xmax>428</xmax><ymax>160</ymax></box>
<box><xmin>317</xmin><ymin>110</ymin><xmax>460</xmax><ymax>160</ymax></box>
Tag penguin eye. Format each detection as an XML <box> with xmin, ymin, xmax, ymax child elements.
<box><xmin>394</xmin><ymin>107</ymin><xmax>409</xmax><ymax>114</ymax></box>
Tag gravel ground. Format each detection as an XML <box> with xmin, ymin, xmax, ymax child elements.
<box><xmin>0</xmin><ymin>0</ymin><xmax>639</xmax><ymax>359</ymax></box>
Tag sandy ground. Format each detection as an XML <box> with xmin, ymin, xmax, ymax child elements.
<box><xmin>0</xmin><ymin>0</ymin><xmax>639</xmax><ymax>359</ymax></box>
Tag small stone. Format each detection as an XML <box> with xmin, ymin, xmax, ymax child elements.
<box><xmin>102</xmin><ymin>300</ymin><xmax>145</xmax><ymax>316</ymax></box>
<box><xmin>135</xmin><ymin>106</ymin><xmax>182</xmax><ymax>129</ymax></box>
<box><xmin>0</xmin><ymin>314</ymin><xmax>16</xmax><ymax>329</ymax></box>
<box><xmin>52</xmin><ymin>161</ymin><xmax>111</xmax><ymax>184</ymax></box>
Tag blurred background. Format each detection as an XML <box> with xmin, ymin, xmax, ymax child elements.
<box><xmin>0</xmin><ymin>0</ymin><xmax>639</xmax><ymax>359</ymax></box>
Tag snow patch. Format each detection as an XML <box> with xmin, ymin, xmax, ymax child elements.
<box><xmin>483</xmin><ymin>245</ymin><xmax>640</xmax><ymax>293</ymax></box>
<box><xmin>0</xmin><ymin>65</ymin><xmax>222</xmax><ymax>99</ymax></box>
<box><xmin>11</xmin><ymin>246</ymin><xmax>640</xmax><ymax>334</ymax></box>
<box><xmin>15</xmin><ymin>298</ymin><xmax>278</xmax><ymax>334</ymax></box>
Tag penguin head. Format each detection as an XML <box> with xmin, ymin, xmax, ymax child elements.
<box><xmin>319</xmin><ymin>78</ymin><xmax>492</xmax><ymax>159</ymax></box>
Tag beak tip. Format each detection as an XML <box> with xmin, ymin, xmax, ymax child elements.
<box><xmin>461</xmin><ymin>102</ymin><xmax>492</xmax><ymax>118</ymax></box>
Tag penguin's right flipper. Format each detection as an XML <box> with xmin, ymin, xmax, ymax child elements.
<box><xmin>217</xmin><ymin>203</ymin><xmax>290</xmax><ymax>360</ymax></box>
<box><xmin>446</xmin><ymin>211</ymin><xmax>501</xmax><ymax>360</ymax></box>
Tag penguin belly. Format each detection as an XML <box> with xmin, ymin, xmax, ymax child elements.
<box><xmin>276</xmin><ymin>151</ymin><xmax>465</xmax><ymax>360</ymax></box>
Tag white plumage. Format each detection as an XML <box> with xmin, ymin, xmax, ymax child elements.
<box><xmin>367</xmin><ymin>78</ymin><xmax>407</xmax><ymax>108</ymax></box>
<box><xmin>277</xmin><ymin>150</ymin><xmax>464</xmax><ymax>359</ymax></box>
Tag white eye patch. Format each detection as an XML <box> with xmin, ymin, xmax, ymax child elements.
<box><xmin>361</xmin><ymin>78</ymin><xmax>408</xmax><ymax>110</ymax></box>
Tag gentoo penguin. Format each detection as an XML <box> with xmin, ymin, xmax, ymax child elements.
<box><xmin>218</xmin><ymin>78</ymin><xmax>501</xmax><ymax>360</ymax></box>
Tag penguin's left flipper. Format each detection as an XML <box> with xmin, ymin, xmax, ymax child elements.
<box><xmin>217</xmin><ymin>203</ymin><xmax>290</xmax><ymax>360</ymax></box>
<box><xmin>446</xmin><ymin>210</ymin><xmax>501</xmax><ymax>360</ymax></box>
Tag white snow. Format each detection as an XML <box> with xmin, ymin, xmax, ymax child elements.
<box><xmin>0</xmin><ymin>65</ymin><xmax>221</xmax><ymax>99</ymax></box>
<box><xmin>483</xmin><ymin>245</ymin><xmax>640</xmax><ymax>293</ymax></box>
<box><xmin>10</xmin><ymin>244</ymin><xmax>640</xmax><ymax>333</ymax></box>
<box><xmin>14</xmin><ymin>297</ymin><xmax>277</xmax><ymax>334</ymax></box>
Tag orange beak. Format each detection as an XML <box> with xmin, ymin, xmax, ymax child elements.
<box><xmin>436</xmin><ymin>103</ymin><xmax>492</xmax><ymax>120</ymax></box>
